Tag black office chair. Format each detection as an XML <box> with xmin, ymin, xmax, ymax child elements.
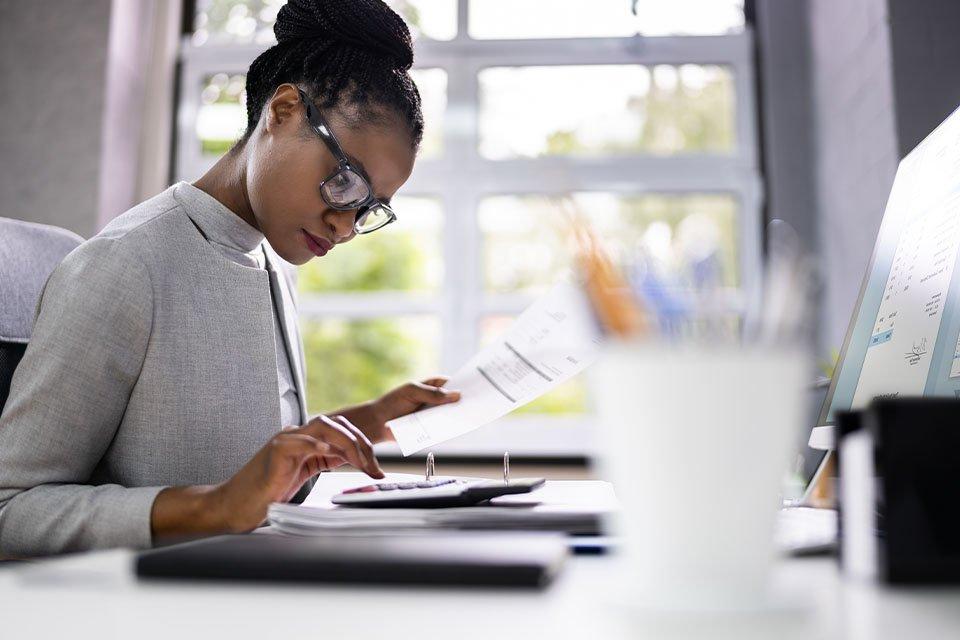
<box><xmin>0</xmin><ymin>217</ymin><xmax>84</xmax><ymax>412</ymax></box>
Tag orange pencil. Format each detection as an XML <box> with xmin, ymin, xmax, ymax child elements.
<box><xmin>563</xmin><ymin>205</ymin><xmax>646</xmax><ymax>338</ymax></box>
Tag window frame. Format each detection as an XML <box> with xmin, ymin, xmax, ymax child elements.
<box><xmin>176</xmin><ymin>1</ymin><xmax>760</xmax><ymax>456</ymax></box>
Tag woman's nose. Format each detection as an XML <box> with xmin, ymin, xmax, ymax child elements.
<box><xmin>327</xmin><ymin>210</ymin><xmax>356</xmax><ymax>242</ymax></box>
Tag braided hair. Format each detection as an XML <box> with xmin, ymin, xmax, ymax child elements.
<box><xmin>242</xmin><ymin>0</ymin><xmax>423</xmax><ymax>148</ymax></box>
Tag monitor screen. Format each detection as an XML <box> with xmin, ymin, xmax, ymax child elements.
<box><xmin>820</xmin><ymin>104</ymin><xmax>960</xmax><ymax>425</ymax></box>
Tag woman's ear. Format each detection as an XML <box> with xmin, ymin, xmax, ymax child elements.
<box><xmin>263</xmin><ymin>83</ymin><xmax>303</xmax><ymax>135</ymax></box>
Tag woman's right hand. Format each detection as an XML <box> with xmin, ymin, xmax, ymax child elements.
<box><xmin>151</xmin><ymin>414</ymin><xmax>385</xmax><ymax>543</ymax></box>
<box><xmin>214</xmin><ymin>413</ymin><xmax>385</xmax><ymax>532</ymax></box>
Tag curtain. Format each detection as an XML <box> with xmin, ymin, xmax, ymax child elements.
<box><xmin>96</xmin><ymin>0</ymin><xmax>182</xmax><ymax>230</ymax></box>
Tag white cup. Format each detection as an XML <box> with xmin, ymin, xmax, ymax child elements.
<box><xmin>590</xmin><ymin>341</ymin><xmax>808</xmax><ymax>610</ymax></box>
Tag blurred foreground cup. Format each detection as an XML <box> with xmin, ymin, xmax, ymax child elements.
<box><xmin>590</xmin><ymin>340</ymin><xmax>808</xmax><ymax>610</ymax></box>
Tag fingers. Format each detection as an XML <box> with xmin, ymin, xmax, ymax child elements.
<box><xmin>265</xmin><ymin>433</ymin><xmax>351</xmax><ymax>504</ymax></box>
<box><xmin>421</xmin><ymin>376</ymin><xmax>450</xmax><ymax>388</ymax></box>
<box><xmin>297</xmin><ymin>415</ymin><xmax>385</xmax><ymax>479</ymax></box>
<box><xmin>333</xmin><ymin>414</ymin><xmax>376</xmax><ymax>451</ymax></box>
<box><xmin>270</xmin><ymin>432</ymin><xmax>345</xmax><ymax>473</ymax></box>
<box><xmin>410</xmin><ymin>381</ymin><xmax>461</xmax><ymax>405</ymax></box>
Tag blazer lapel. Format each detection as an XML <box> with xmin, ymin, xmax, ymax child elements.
<box><xmin>263</xmin><ymin>249</ymin><xmax>308</xmax><ymax>425</ymax></box>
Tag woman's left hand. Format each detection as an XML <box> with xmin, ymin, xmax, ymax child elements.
<box><xmin>336</xmin><ymin>377</ymin><xmax>461</xmax><ymax>444</ymax></box>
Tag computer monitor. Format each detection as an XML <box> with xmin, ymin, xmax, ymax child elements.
<box><xmin>813</xmin><ymin>102</ymin><xmax>960</xmax><ymax>472</ymax></box>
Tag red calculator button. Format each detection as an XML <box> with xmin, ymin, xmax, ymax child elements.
<box><xmin>342</xmin><ymin>485</ymin><xmax>379</xmax><ymax>494</ymax></box>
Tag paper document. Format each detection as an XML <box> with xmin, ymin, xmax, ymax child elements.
<box><xmin>388</xmin><ymin>280</ymin><xmax>603</xmax><ymax>455</ymax></box>
<box><xmin>267</xmin><ymin>472</ymin><xmax>618</xmax><ymax>536</ymax></box>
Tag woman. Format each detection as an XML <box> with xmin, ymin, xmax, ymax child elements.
<box><xmin>0</xmin><ymin>0</ymin><xmax>459</xmax><ymax>557</ymax></box>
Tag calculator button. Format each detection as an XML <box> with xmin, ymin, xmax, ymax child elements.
<box><xmin>342</xmin><ymin>485</ymin><xmax>379</xmax><ymax>494</ymax></box>
<box><xmin>417</xmin><ymin>479</ymin><xmax>455</xmax><ymax>488</ymax></box>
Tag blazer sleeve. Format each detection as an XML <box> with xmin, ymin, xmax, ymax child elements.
<box><xmin>0</xmin><ymin>237</ymin><xmax>165</xmax><ymax>557</ymax></box>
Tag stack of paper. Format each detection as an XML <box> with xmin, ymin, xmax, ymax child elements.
<box><xmin>268</xmin><ymin>472</ymin><xmax>618</xmax><ymax>537</ymax></box>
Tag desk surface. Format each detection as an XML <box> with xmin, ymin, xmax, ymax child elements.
<box><xmin>3</xmin><ymin>548</ymin><xmax>960</xmax><ymax>640</ymax></box>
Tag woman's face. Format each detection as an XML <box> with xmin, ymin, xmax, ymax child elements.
<box><xmin>245</xmin><ymin>85</ymin><xmax>416</xmax><ymax>266</ymax></box>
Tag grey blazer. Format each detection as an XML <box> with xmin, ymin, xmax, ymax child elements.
<box><xmin>0</xmin><ymin>183</ymin><xmax>309</xmax><ymax>557</ymax></box>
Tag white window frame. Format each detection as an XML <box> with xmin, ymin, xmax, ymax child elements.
<box><xmin>176</xmin><ymin>0</ymin><xmax>761</xmax><ymax>457</ymax></box>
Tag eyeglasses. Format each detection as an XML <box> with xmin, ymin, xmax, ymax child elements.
<box><xmin>298</xmin><ymin>89</ymin><xmax>397</xmax><ymax>235</ymax></box>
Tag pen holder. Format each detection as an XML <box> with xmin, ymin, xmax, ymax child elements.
<box><xmin>589</xmin><ymin>340</ymin><xmax>808</xmax><ymax>610</ymax></box>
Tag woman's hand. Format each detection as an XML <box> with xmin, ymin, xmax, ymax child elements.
<box><xmin>151</xmin><ymin>414</ymin><xmax>384</xmax><ymax>542</ymax></box>
<box><xmin>335</xmin><ymin>376</ymin><xmax>462</xmax><ymax>444</ymax></box>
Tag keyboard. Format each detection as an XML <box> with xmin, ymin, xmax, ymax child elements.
<box><xmin>332</xmin><ymin>477</ymin><xmax>547</xmax><ymax>508</ymax></box>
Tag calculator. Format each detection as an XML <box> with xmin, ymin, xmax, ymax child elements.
<box><xmin>332</xmin><ymin>477</ymin><xmax>547</xmax><ymax>508</ymax></box>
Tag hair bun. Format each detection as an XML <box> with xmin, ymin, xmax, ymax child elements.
<box><xmin>275</xmin><ymin>0</ymin><xmax>414</xmax><ymax>71</ymax></box>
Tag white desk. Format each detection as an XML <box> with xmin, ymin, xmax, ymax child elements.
<box><xmin>2</xmin><ymin>549</ymin><xmax>960</xmax><ymax>640</ymax></box>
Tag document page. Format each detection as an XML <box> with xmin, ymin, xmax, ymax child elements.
<box><xmin>388</xmin><ymin>280</ymin><xmax>603</xmax><ymax>455</ymax></box>
<box><xmin>852</xmin><ymin>194</ymin><xmax>960</xmax><ymax>405</ymax></box>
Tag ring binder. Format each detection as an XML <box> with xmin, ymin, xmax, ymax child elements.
<box><xmin>423</xmin><ymin>451</ymin><xmax>513</xmax><ymax>484</ymax></box>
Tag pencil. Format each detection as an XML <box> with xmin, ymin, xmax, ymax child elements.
<box><xmin>566</xmin><ymin>208</ymin><xmax>646</xmax><ymax>338</ymax></box>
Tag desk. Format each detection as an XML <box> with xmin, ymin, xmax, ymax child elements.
<box><xmin>2</xmin><ymin>550</ymin><xmax>960</xmax><ymax>639</ymax></box>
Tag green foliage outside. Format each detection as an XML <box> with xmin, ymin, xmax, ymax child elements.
<box><xmin>298</xmin><ymin>232</ymin><xmax>431</xmax><ymax>293</ymax></box>
<box><xmin>302</xmin><ymin>318</ymin><xmax>429</xmax><ymax>415</ymax></box>
<box><xmin>298</xmin><ymin>232</ymin><xmax>436</xmax><ymax>415</ymax></box>
<box><xmin>195</xmin><ymin>0</ymin><xmax>424</xmax><ymax>42</ymax></box>
<box><xmin>199</xmin><ymin>72</ymin><xmax>246</xmax><ymax>156</ymax></box>
<box><xmin>202</xmin><ymin>139</ymin><xmax>236</xmax><ymax>156</ymax></box>
<box><xmin>512</xmin><ymin>376</ymin><xmax>588</xmax><ymax>416</ymax></box>
<box><xmin>544</xmin><ymin>65</ymin><xmax>735</xmax><ymax>156</ymax></box>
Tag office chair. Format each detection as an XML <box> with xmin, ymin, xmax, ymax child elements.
<box><xmin>0</xmin><ymin>217</ymin><xmax>84</xmax><ymax>412</ymax></box>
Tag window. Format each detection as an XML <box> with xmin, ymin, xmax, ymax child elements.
<box><xmin>177</xmin><ymin>0</ymin><xmax>758</xmax><ymax>456</ymax></box>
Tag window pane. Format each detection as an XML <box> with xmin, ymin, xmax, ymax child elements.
<box><xmin>469</xmin><ymin>0</ymin><xmax>744</xmax><ymax>39</ymax></box>
<box><xmin>192</xmin><ymin>0</ymin><xmax>283</xmax><ymax>46</ymax></box>
<box><xmin>480</xmin><ymin>316</ymin><xmax>588</xmax><ymax>416</ymax></box>
<box><xmin>303</xmin><ymin>316</ymin><xmax>439</xmax><ymax>415</ymax></box>
<box><xmin>390</xmin><ymin>0</ymin><xmax>458</xmax><ymax>41</ymax></box>
<box><xmin>196</xmin><ymin>70</ymin><xmax>444</xmax><ymax>160</ymax></box>
<box><xmin>480</xmin><ymin>193</ymin><xmax>740</xmax><ymax>294</ymax></box>
<box><xmin>479</xmin><ymin>65</ymin><xmax>736</xmax><ymax>159</ymax></box>
<box><xmin>410</xmin><ymin>68</ymin><xmax>447</xmax><ymax>160</ymax></box>
<box><xmin>298</xmin><ymin>197</ymin><xmax>442</xmax><ymax>294</ymax></box>
<box><xmin>198</xmin><ymin>73</ymin><xmax>247</xmax><ymax>156</ymax></box>
<box><xmin>192</xmin><ymin>0</ymin><xmax>456</xmax><ymax>45</ymax></box>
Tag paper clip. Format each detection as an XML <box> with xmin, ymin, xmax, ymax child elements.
<box><xmin>425</xmin><ymin>452</ymin><xmax>435</xmax><ymax>481</ymax></box>
<box><xmin>503</xmin><ymin>452</ymin><xmax>510</xmax><ymax>485</ymax></box>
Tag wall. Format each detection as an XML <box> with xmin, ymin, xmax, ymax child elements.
<box><xmin>887</xmin><ymin>0</ymin><xmax>960</xmax><ymax>156</ymax></box>
<box><xmin>807</xmin><ymin>0</ymin><xmax>900</xmax><ymax>353</ymax></box>
<box><xmin>0</xmin><ymin>0</ymin><xmax>113</xmax><ymax>239</ymax></box>
<box><xmin>753</xmin><ymin>0</ymin><xmax>817</xmax><ymax>253</ymax></box>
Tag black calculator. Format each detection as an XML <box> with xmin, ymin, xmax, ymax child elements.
<box><xmin>332</xmin><ymin>477</ymin><xmax>547</xmax><ymax>508</ymax></box>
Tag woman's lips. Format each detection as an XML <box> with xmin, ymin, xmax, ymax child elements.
<box><xmin>302</xmin><ymin>229</ymin><xmax>333</xmax><ymax>257</ymax></box>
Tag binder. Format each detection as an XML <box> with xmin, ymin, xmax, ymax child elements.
<box><xmin>267</xmin><ymin>471</ymin><xmax>617</xmax><ymax>536</ymax></box>
<box><xmin>137</xmin><ymin>532</ymin><xmax>568</xmax><ymax>588</ymax></box>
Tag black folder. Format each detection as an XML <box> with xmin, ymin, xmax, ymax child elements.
<box><xmin>137</xmin><ymin>532</ymin><xmax>567</xmax><ymax>588</ymax></box>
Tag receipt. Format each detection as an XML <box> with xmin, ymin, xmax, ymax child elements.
<box><xmin>388</xmin><ymin>279</ymin><xmax>604</xmax><ymax>455</ymax></box>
